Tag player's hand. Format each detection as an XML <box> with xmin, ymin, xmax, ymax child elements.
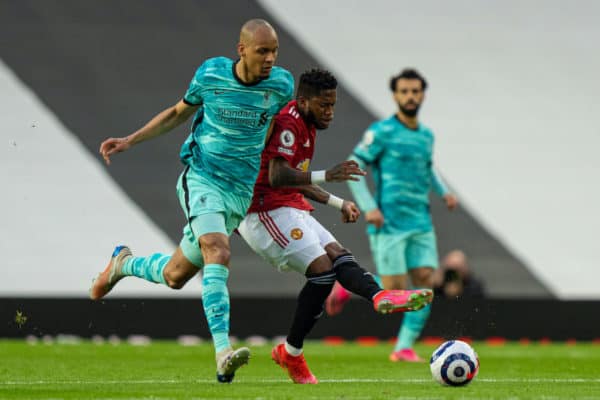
<box><xmin>99</xmin><ymin>137</ymin><xmax>131</xmax><ymax>165</ymax></box>
<box><xmin>365</xmin><ymin>208</ymin><xmax>384</xmax><ymax>228</ymax></box>
<box><xmin>444</xmin><ymin>194</ymin><xmax>458</xmax><ymax>211</ymax></box>
<box><xmin>341</xmin><ymin>200</ymin><xmax>360</xmax><ymax>223</ymax></box>
<box><xmin>326</xmin><ymin>160</ymin><xmax>366</xmax><ymax>182</ymax></box>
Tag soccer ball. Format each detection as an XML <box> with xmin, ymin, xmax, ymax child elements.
<box><xmin>430</xmin><ymin>340</ymin><xmax>479</xmax><ymax>386</ymax></box>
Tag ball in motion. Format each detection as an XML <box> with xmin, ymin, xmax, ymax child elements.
<box><xmin>430</xmin><ymin>340</ymin><xmax>479</xmax><ymax>386</ymax></box>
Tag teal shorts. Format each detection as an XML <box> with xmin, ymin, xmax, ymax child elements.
<box><xmin>176</xmin><ymin>166</ymin><xmax>251</xmax><ymax>267</ymax></box>
<box><xmin>368</xmin><ymin>230</ymin><xmax>439</xmax><ymax>276</ymax></box>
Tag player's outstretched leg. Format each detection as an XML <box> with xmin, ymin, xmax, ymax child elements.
<box><xmin>89</xmin><ymin>245</ymin><xmax>132</xmax><ymax>300</ymax></box>
<box><xmin>373</xmin><ymin>288</ymin><xmax>433</xmax><ymax>314</ymax></box>
<box><xmin>271</xmin><ymin>343</ymin><xmax>317</xmax><ymax>384</ymax></box>
<box><xmin>216</xmin><ymin>347</ymin><xmax>251</xmax><ymax>383</ymax></box>
<box><xmin>328</xmin><ymin>253</ymin><xmax>433</xmax><ymax>315</ymax></box>
<box><xmin>90</xmin><ymin>246</ymin><xmax>172</xmax><ymax>300</ymax></box>
<box><xmin>326</xmin><ymin>252</ymin><xmax>377</xmax><ymax>316</ymax></box>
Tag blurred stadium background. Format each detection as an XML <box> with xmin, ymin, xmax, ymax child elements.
<box><xmin>1</xmin><ymin>0</ymin><xmax>599</xmax><ymax>340</ymax></box>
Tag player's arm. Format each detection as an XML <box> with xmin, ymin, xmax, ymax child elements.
<box><xmin>347</xmin><ymin>155</ymin><xmax>384</xmax><ymax>227</ymax></box>
<box><xmin>432</xmin><ymin>166</ymin><xmax>458</xmax><ymax>211</ymax></box>
<box><xmin>268</xmin><ymin>158</ymin><xmax>366</xmax><ymax>188</ymax></box>
<box><xmin>99</xmin><ymin>100</ymin><xmax>199</xmax><ymax>165</ymax></box>
<box><xmin>347</xmin><ymin>128</ymin><xmax>385</xmax><ymax>227</ymax></box>
<box><xmin>298</xmin><ymin>184</ymin><xmax>360</xmax><ymax>223</ymax></box>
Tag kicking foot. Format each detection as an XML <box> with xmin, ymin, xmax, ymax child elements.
<box><xmin>271</xmin><ymin>344</ymin><xmax>317</xmax><ymax>384</ymax></box>
<box><xmin>373</xmin><ymin>288</ymin><xmax>433</xmax><ymax>314</ymax></box>
<box><xmin>89</xmin><ymin>245</ymin><xmax>132</xmax><ymax>300</ymax></box>
<box><xmin>389</xmin><ymin>348</ymin><xmax>423</xmax><ymax>362</ymax></box>
<box><xmin>325</xmin><ymin>281</ymin><xmax>351</xmax><ymax>316</ymax></box>
<box><xmin>216</xmin><ymin>347</ymin><xmax>251</xmax><ymax>383</ymax></box>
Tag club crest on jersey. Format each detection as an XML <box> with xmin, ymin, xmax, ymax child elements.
<box><xmin>290</xmin><ymin>228</ymin><xmax>303</xmax><ymax>240</ymax></box>
<box><xmin>280</xmin><ymin>130</ymin><xmax>295</xmax><ymax>147</ymax></box>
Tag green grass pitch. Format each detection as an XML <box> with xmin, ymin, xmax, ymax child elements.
<box><xmin>1</xmin><ymin>339</ymin><xmax>600</xmax><ymax>399</ymax></box>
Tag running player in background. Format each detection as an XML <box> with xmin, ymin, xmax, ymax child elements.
<box><xmin>89</xmin><ymin>19</ymin><xmax>294</xmax><ymax>383</ymax></box>
<box><xmin>237</xmin><ymin>69</ymin><xmax>433</xmax><ymax>384</ymax></box>
<box><xmin>328</xmin><ymin>68</ymin><xmax>457</xmax><ymax>362</ymax></box>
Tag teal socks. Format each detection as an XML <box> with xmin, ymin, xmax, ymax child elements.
<box><xmin>202</xmin><ymin>264</ymin><xmax>231</xmax><ymax>353</ymax></box>
<box><xmin>121</xmin><ymin>254</ymin><xmax>169</xmax><ymax>285</ymax></box>
<box><xmin>396</xmin><ymin>303</ymin><xmax>431</xmax><ymax>350</ymax></box>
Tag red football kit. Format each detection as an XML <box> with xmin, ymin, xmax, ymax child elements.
<box><xmin>247</xmin><ymin>100</ymin><xmax>316</xmax><ymax>213</ymax></box>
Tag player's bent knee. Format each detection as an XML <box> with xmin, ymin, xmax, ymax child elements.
<box><xmin>164</xmin><ymin>270</ymin><xmax>190</xmax><ymax>290</ymax></box>
<box><xmin>199</xmin><ymin>236</ymin><xmax>231</xmax><ymax>265</ymax></box>
<box><xmin>165</xmin><ymin>278</ymin><xmax>186</xmax><ymax>290</ymax></box>
<box><xmin>306</xmin><ymin>254</ymin><xmax>333</xmax><ymax>276</ymax></box>
<box><xmin>202</xmin><ymin>247</ymin><xmax>230</xmax><ymax>265</ymax></box>
<box><xmin>324</xmin><ymin>242</ymin><xmax>350</xmax><ymax>260</ymax></box>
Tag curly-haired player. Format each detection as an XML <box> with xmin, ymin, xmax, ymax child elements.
<box><xmin>238</xmin><ymin>69</ymin><xmax>433</xmax><ymax>384</ymax></box>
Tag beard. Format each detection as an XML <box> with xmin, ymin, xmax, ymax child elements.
<box><xmin>399</xmin><ymin>103</ymin><xmax>420</xmax><ymax>117</ymax></box>
<box><xmin>307</xmin><ymin>109</ymin><xmax>328</xmax><ymax>130</ymax></box>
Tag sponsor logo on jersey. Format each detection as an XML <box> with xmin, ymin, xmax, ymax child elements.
<box><xmin>280</xmin><ymin>130</ymin><xmax>295</xmax><ymax>147</ymax></box>
<box><xmin>215</xmin><ymin>108</ymin><xmax>267</xmax><ymax>128</ymax></box>
<box><xmin>278</xmin><ymin>146</ymin><xmax>294</xmax><ymax>155</ymax></box>
<box><xmin>290</xmin><ymin>228</ymin><xmax>303</xmax><ymax>240</ymax></box>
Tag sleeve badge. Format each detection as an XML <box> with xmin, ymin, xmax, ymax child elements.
<box><xmin>280</xmin><ymin>130</ymin><xmax>295</xmax><ymax>147</ymax></box>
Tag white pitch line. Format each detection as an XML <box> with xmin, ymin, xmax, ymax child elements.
<box><xmin>1</xmin><ymin>378</ymin><xmax>600</xmax><ymax>385</ymax></box>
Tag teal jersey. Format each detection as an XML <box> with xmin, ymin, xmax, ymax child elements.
<box><xmin>180</xmin><ymin>57</ymin><xmax>294</xmax><ymax>196</ymax></box>
<box><xmin>348</xmin><ymin>115</ymin><xmax>449</xmax><ymax>234</ymax></box>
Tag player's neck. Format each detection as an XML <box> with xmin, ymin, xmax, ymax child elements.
<box><xmin>235</xmin><ymin>60</ymin><xmax>261</xmax><ymax>85</ymax></box>
<box><xmin>395</xmin><ymin>111</ymin><xmax>418</xmax><ymax>130</ymax></box>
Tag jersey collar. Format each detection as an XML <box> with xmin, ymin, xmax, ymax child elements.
<box><xmin>232</xmin><ymin>59</ymin><xmax>264</xmax><ymax>87</ymax></box>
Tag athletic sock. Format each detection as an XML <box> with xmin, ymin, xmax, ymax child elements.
<box><xmin>121</xmin><ymin>254</ymin><xmax>169</xmax><ymax>285</ymax></box>
<box><xmin>395</xmin><ymin>303</ymin><xmax>431</xmax><ymax>350</ymax></box>
<box><xmin>284</xmin><ymin>341</ymin><xmax>303</xmax><ymax>356</ymax></box>
<box><xmin>286</xmin><ymin>270</ymin><xmax>336</xmax><ymax>349</ymax></box>
<box><xmin>202</xmin><ymin>264</ymin><xmax>231</xmax><ymax>354</ymax></box>
<box><xmin>332</xmin><ymin>254</ymin><xmax>381</xmax><ymax>300</ymax></box>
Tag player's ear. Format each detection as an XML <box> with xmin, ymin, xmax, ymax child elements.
<box><xmin>297</xmin><ymin>96</ymin><xmax>307</xmax><ymax>109</ymax></box>
<box><xmin>237</xmin><ymin>42</ymin><xmax>245</xmax><ymax>58</ymax></box>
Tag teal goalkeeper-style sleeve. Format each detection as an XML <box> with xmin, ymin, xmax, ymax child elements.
<box><xmin>431</xmin><ymin>167</ymin><xmax>450</xmax><ymax>197</ymax></box>
<box><xmin>347</xmin><ymin>154</ymin><xmax>378</xmax><ymax>212</ymax></box>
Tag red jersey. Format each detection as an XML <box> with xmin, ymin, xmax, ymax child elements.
<box><xmin>247</xmin><ymin>100</ymin><xmax>316</xmax><ymax>213</ymax></box>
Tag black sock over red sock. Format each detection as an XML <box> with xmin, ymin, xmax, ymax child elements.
<box><xmin>333</xmin><ymin>253</ymin><xmax>381</xmax><ymax>301</ymax></box>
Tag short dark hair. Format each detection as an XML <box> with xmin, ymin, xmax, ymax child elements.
<box><xmin>297</xmin><ymin>68</ymin><xmax>337</xmax><ymax>99</ymax></box>
<box><xmin>389</xmin><ymin>68</ymin><xmax>428</xmax><ymax>92</ymax></box>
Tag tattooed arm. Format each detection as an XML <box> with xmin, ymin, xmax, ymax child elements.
<box><xmin>268</xmin><ymin>158</ymin><xmax>366</xmax><ymax>188</ymax></box>
<box><xmin>297</xmin><ymin>184</ymin><xmax>331</xmax><ymax>204</ymax></box>
<box><xmin>297</xmin><ymin>184</ymin><xmax>361</xmax><ymax>223</ymax></box>
<box><xmin>268</xmin><ymin>158</ymin><xmax>311</xmax><ymax>187</ymax></box>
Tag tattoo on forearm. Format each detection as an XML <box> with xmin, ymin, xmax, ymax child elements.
<box><xmin>269</xmin><ymin>159</ymin><xmax>311</xmax><ymax>187</ymax></box>
<box><xmin>298</xmin><ymin>185</ymin><xmax>330</xmax><ymax>204</ymax></box>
